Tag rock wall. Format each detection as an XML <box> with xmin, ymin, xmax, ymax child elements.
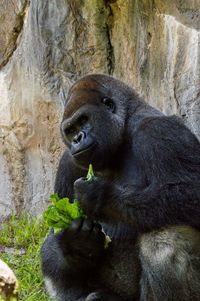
<box><xmin>0</xmin><ymin>0</ymin><xmax>199</xmax><ymax>216</ymax></box>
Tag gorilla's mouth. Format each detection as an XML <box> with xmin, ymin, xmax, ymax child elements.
<box><xmin>72</xmin><ymin>142</ymin><xmax>97</xmax><ymax>158</ymax></box>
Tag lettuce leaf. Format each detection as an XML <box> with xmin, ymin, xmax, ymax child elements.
<box><xmin>86</xmin><ymin>164</ymin><xmax>95</xmax><ymax>182</ymax></box>
<box><xmin>43</xmin><ymin>195</ymin><xmax>85</xmax><ymax>233</ymax></box>
<box><xmin>43</xmin><ymin>164</ymin><xmax>111</xmax><ymax>247</ymax></box>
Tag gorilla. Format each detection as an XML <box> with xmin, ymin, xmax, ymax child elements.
<box><xmin>41</xmin><ymin>74</ymin><xmax>200</xmax><ymax>301</ymax></box>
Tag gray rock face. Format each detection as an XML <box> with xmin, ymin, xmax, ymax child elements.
<box><xmin>0</xmin><ymin>0</ymin><xmax>199</xmax><ymax>216</ymax></box>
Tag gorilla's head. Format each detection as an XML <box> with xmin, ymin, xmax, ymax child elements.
<box><xmin>61</xmin><ymin>74</ymin><xmax>137</xmax><ymax>169</ymax></box>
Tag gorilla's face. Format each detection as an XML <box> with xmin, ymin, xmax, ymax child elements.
<box><xmin>61</xmin><ymin>76</ymin><xmax>126</xmax><ymax>169</ymax></box>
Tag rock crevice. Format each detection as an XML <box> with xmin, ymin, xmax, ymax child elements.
<box><xmin>0</xmin><ymin>0</ymin><xmax>30</xmax><ymax>69</ymax></box>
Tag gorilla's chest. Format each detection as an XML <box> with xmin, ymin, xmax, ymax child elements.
<box><xmin>104</xmin><ymin>153</ymin><xmax>145</xmax><ymax>190</ymax></box>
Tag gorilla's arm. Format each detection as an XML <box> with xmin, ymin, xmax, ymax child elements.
<box><xmin>42</xmin><ymin>151</ymin><xmax>108</xmax><ymax>301</ymax></box>
<box><xmin>41</xmin><ymin>219</ymin><xmax>106</xmax><ymax>301</ymax></box>
<box><xmin>75</xmin><ymin>116</ymin><xmax>200</xmax><ymax>232</ymax></box>
<box><xmin>125</xmin><ymin>115</ymin><xmax>200</xmax><ymax>230</ymax></box>
<box><xmin>54</xmin><ymin>149</ymin><xmax>85</xmax><ymax>198</ymax></box>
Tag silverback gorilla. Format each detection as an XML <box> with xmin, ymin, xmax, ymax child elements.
<box><xmin>41</xmin><ymin>74</ymin><xmax>200</xmax><ymax>301</ymax></box>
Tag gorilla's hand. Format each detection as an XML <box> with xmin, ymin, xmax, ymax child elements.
<box><xmin>74</xmin><ymin>177</ymin><xmax>107</xmax><ymax>219</ymax></box>
<box><xmin>57</xmin><ymin>218</ymin><xmax>105</xmax><ymax>272</ymax></box>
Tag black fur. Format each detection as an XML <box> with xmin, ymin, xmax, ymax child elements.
<box><xmin>41</xmin><ymin>74</ymin><xmax>200</xmax><ymax>301</ymax></box>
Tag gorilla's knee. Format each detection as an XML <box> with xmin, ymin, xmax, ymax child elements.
<box><xmin>139</xmin><ymin>226</ymin><xmax>200</xmax><ymax>301</ymax></box>
<box><xmin>140</xmin><ymin>228</ymin><xmax>175</xmax><ymax>267</ymax></box>
<box><xmin>140</xmin><ymin>226</ymin><xmax>200</xmax><ymax>268</ymax></box>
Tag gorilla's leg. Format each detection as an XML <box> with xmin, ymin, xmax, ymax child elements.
<box><xmin>139</xmin><ymin>226</ymin><xmax>200</xmax><ymax>301</ymax></box>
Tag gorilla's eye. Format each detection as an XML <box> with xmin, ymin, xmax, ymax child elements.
<box><xmin>77</xmin><ymin>115</ymin><xmax>88</xmax><ymax>127</ymax></box>
<box><xmin>101</xmin><ymin>97</ymin><xmax>115</xmax><ymax>112</ymax></box>
<box><xmin>64</xmin><ymin>126</ymin><xmax>75</xmax><ymax>137</ymax></box>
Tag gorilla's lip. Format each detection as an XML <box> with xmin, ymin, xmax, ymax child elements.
<box><xmin>72</xmin><ymin>142</ymin><xmax>97</xmax><ymax>157</ymax></box>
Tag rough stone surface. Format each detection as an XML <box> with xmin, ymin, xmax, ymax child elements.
<box><xmin>0</xmin><ymin>0</ymin><xmax>199</xmax><ymax>216</ymax></box>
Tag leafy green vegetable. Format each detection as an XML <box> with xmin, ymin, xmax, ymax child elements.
<box><xmin>43</xmin><ymin>164</ymin><xmax>111</xmax><ymax>247</ymax></box>
<box><xmin>86</xmin><ymin>164</ymin><xmax>95</xmax><ymax>182</ymax></box>
<box><xmin>104</xmin><ymin>235</ymin><xmax>112</xmax><ymax>249</ymax></box>
<box><xmin>43</xmin><ymin>195</ymin><xmax>85</xmax><ymax>234</ymax></box>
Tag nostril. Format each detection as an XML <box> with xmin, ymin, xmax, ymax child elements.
<box><xmin>76</xmin><ymin>132</ymin><xmax>84</xmax><ymax>143</ymax></box>
<box><xmin>73</xmin><ymin>131</ymin><xmax>86</xmax><ymax>144</ymax></box>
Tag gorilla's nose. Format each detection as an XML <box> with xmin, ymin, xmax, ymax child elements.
<box><xmin>72</xmin><ymin>131</ymin><xmax>86</xmax><ymax>145</ymax></box>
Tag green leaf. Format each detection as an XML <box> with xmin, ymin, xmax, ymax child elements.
<box><xmin>50</xmin><ymin>193</ymin><xmax>60</xmax><ymax>203</ymax></box>
<box><xmin>43</xmin><ymin>196</ymin><xmax>85</xmax><ymax>232</ymax></box>
<box><xmin>104</xmin><ymin>235</ymin><xmax>112</xmax><ymax>249</ymax></box>
<box><xmin>54</xmin><ymin>198</ymin><xmax>70</xmax><ymax>212</ymax></box>
<box><xmin>43</xmin><ymin>164</ymin><xmax>112</xmax><ymax>248</ymax></box>
<box><xmin>43</xmin><ymin>206</ymin><xmax>60</xmax><ymax>222</ymax></box>
<box><xmin>69</xmin><ymin>200</ymin><xmax>86</xmax><ymax>220</ymax></box>
<box><xmin>86</xmin><ymin>164</ymin><xmax>95</xmax><ymax>182</ymax></box>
